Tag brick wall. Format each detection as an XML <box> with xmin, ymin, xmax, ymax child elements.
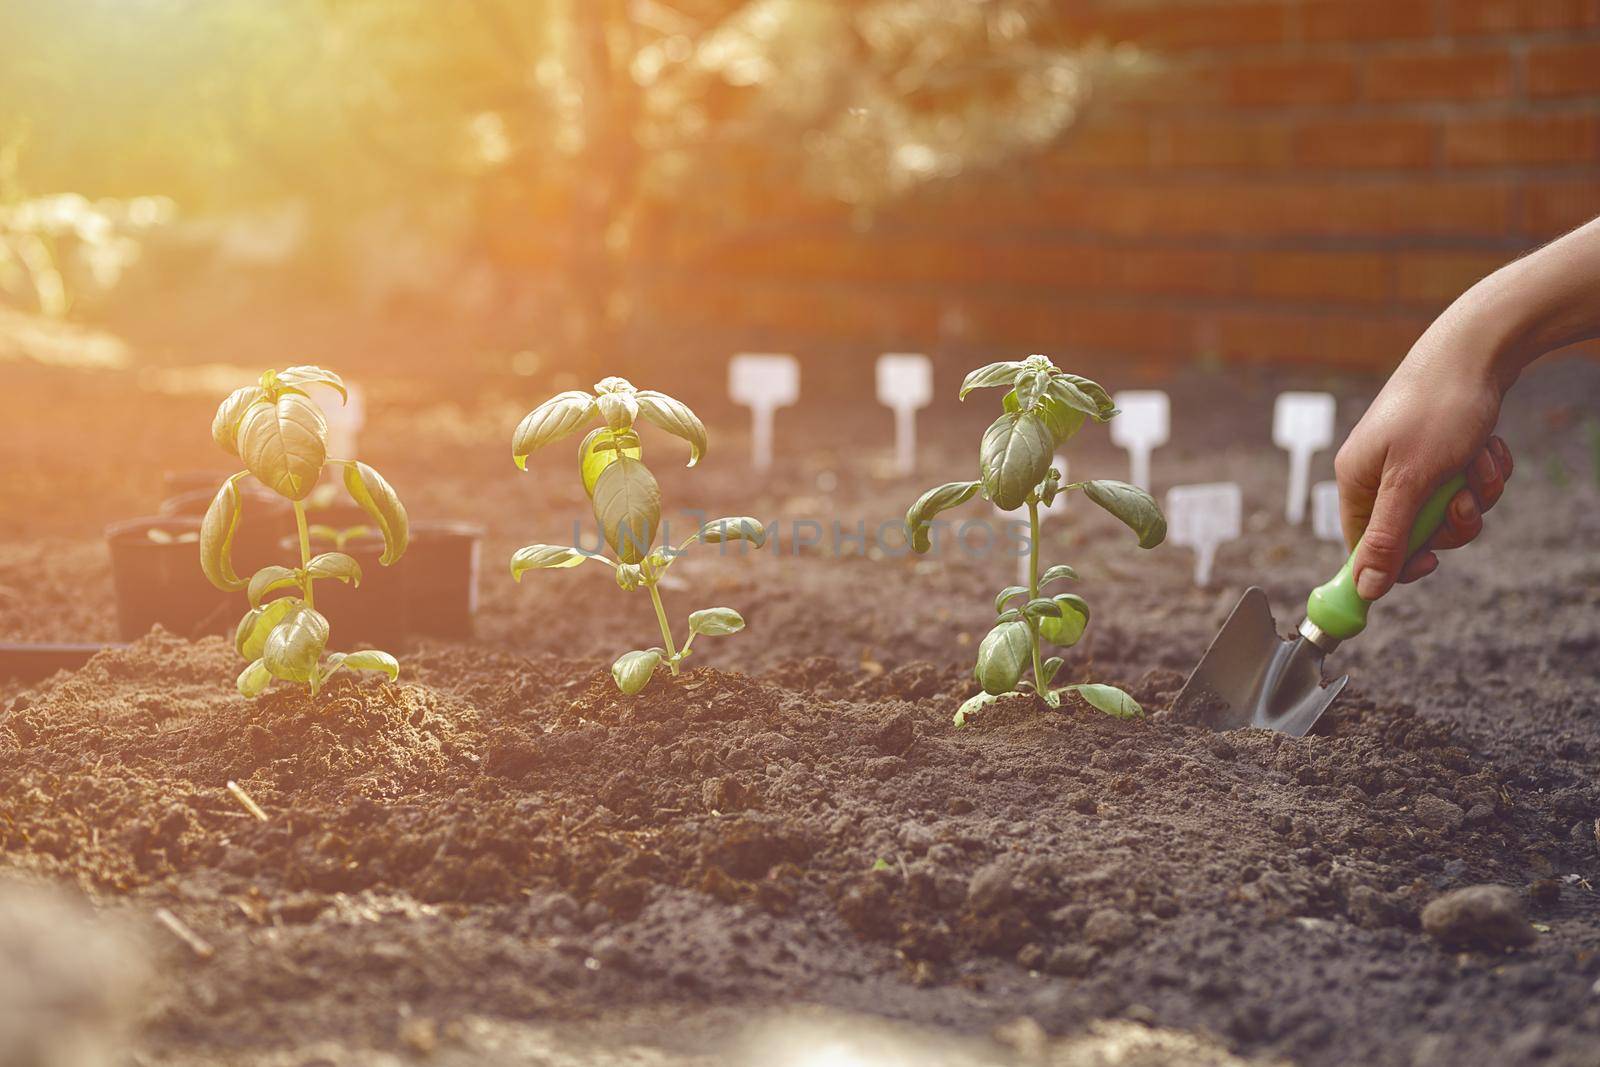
<box><xmin>634</xmin><ymin>0</ymin><xmax>1600</xmax><ymax>379</ymax></box>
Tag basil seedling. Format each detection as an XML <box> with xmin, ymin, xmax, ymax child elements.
<box><xmin>904</xmin><ymin>354</ymin><xmax>1166</xmax><ymax>724</ymax></box>
<box><xmin>510</xmin><ymin>376</ymin><xmax>766</xmax><ymax>695</ymax></box>
<box><xmin>201</xmin><ymin>366</ymin><xmax>409</xmax><ymax>698</ymax></box>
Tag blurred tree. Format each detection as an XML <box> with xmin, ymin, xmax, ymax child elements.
<box><xmin>0</xmin><ymin>0</ymin><xmax>1134</xmax><ymax>369</ymax></box>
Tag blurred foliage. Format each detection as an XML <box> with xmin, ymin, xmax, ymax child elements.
<box><xmin>0</xmin><ymin>0</ymin><xmax>1136</xmax><ymax>355</ymax></box>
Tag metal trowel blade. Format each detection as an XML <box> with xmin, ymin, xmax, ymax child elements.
<box><xmin>1172</xmin><ymin>587</ymin><xmax>1347</xmax><ymax>736</ymax></box>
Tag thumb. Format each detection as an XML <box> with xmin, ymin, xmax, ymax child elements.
<box><xmin>1351</xmin><ymin>473</ymin><xmax>1431</xmax><ymax>601</ymax></box>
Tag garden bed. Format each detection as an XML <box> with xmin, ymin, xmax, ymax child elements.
<box><xmin>1</xmin><ymin>358</ymin><xmax>1598</xmax><ymax>1065</ymax></box>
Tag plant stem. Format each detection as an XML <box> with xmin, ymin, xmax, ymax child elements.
<box><xmin>1027</xmin><ymin>497</ymin><xmax>1045</xmax><ymax>692</ymax></box>
<box><xmin>293</xmin><ymin>501</ymin><xmax>316</xmax><ymax>611</ymax></box>
<box><xmin>648</xmin><ymin>583</ymin><xmax>680</xmax><ymax>674</ymax></box>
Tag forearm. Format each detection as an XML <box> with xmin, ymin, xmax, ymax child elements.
<box><xmin>1445</xmin><ymin>216</ymin><xmax>1600</xmax><ymax>392</ymax></box>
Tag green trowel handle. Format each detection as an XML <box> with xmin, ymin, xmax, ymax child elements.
<box><xmin>1305</xmin><ymin>473</ymin><xmax>1468</xmax><ymax>642</ymax></box>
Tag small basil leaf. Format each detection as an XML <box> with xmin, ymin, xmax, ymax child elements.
<box><xmin>634</xmin><ymin>390</ymin><xmax>708</xmax><ymax>467</ymax></box>
<box><xmin>512</xmin><ymin>390</ymin><xmax>596</xmax><ymax>469</ymax></box>
<box><xmin>276</xmin><ymin>365</ymin><xmax>348</xmax><ymax>403</ymax></box>
<box><xmin>695</xmin><ymin>516</ymin><xmax>767</xmax><ymax>548</ymax></box>
<box><xmin>199</xmin><ymin>474</ymin><xmax>248</xmax><ymax>592</ymax></box>
<box><xmin>1037</xmin><ymin>392</ymin><xmax>1086</xmax><ymax>445</ymax></box>
<box><xmin>212</xmin><ymin>386</ymin><xmax>265</xmax><ymax>457</ymax></box>
<box><xmin>1082</xmin><ymin>479</ymin><xmax>1167</xmax><ymax>549</ymax></box>
<box><xmin>596</xmin><ymin>390</ymin><xmax>639</xmax><ymax>432</ymax></box>
<box><xmin>1040</xmin><ymin>656</ymin><xmax>1064</xmax><ymax>688</ymax></box>
<box><xmin>237</xmin><ymin>658</ymin><xmax>272</xmax><ymax>698</ymax></box>
<box><xmin>612</xmin><ymin>649</ymin><xmax>662</xmax><ymax>695</ymax></box>
<box><xmin>953</xmin><ymin>691</ymin><xmax>1001</xmax><ymax>728</ymax></box>
<box><xmin>995</xmin><ymin>608</ymin><xmax>1022</xmax><ymax>625</ymax></box>
<box><xmin>335</xmin><ymin>649</ymin><xmax>399</xmax><ymax>681</ymax></box>
<box><xmin>1013</xmin><ymin>369</ymin><xmax>1047</xmax><ymax>411</ymax></box>
<box><xmin>904</xmin><ymin>481</ymin><xmax>981</xmax><ymax>554</ymax></box>
<box><xmin>1022</xmin><ymin>597</ymin><xmax>1064</xmax><ymax>622</ymax></box>
<box><xmin>975</xmin><ymin>620</ymin><xmax>1032</xmax><ymax>696</ymax></box>
<box><xmin>592</xmin><ymin>456</ymin><xmax>661</xmax><ymax>564</ymax></box>
<box><xmin>688</xmin><ymin>607</ymin><xmax>745</xmax><ymax>636</ymax></box>
<box><xmin>342</xmin><ymin>461</ymin><xmax>409</xmax><ymax>564</ymax></box>
<box><xmin>979</xmin><ymin>412</ymin><xmax>1052</xmax><ymax>511</ymax></box>
<box><xmin>1060</xmin><ymin>683</ymin><xmax>1142</xmax><ymax>719</ymax></box>
<box><xmin>579</xmin><ymin>428</ymin><xmax>642</xmax><ymax>498</ymax></box>
<box><xmin>511</xmin><ymin>544</ymin><xmax>591</xmax><ymax>580</ymax></box>
<box><xmin>306</xmin><ymin>551</ymin><xmax>361</xmax><ymax>586</ymax></box>
<box><xmin>248</xmin><ymin>565</ymin><xmax>302</xmax><ymax>607</ymax></box>
<box><xmin>1039</xmin><ymin>564</ymin><xmax>1079</xmax><ymax>587</ymax></box>
<box><xmin>263</xmin><ymin>604</ymin><xmax>330</xmax><ymax>683</ymax></box>
<box><xmin>235</xmin><ymin>597</ymin><xmax>301</xmax><ymax>661</ymax></box>
<box><xmin>1056</xmin><ymin>373</ymin><xmax>1118</xmax><ymax>420</ymax></box>
<box><xmin>959</xmin><ymin>361</ymin><xmax>1027</xmax><ymax>400</ymax></box>
<box><xmin>994</xmin><ymin>585</ymin><xmax>1028</xmax><ymax>614</ymax></box>
<box><xmin>1038</xmin><ymin>593</ymin><xmax>1091</xmax><ymax>647</ymax></box>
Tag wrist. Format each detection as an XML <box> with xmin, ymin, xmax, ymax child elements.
<box><xmin>1441</xmin><ymin>265</ymin><xmax>1538</xmax><ymax>393</ymax></box>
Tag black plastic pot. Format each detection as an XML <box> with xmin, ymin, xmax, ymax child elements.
<box><xmin>0</xmin><ymin>643</ymin><xmax>124</xmax><ymax>682</ymax></box>
<box><xmin>106</xmin><ymin>517</ymin><xmax>237</xmax><ymax>641</ymax></box>
<box><xmin>404</xmin><ymin>521</ymin><xmax>485</xmax><ymax>640</ymax></box>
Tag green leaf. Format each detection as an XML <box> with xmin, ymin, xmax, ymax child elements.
<box><xmin>238</xmin><ymin>393</ymin><xmax>327</xmax><ymax>501</ymax></box>
<box><xmin>235</xmin><ymin>597</ymin><xmax>301</xmax><ymax>661</ymax></box>
<box><xmin>579</xmin><ymin>428</ymin><xmax>642</xmax><ymax>498</ymax></box>
<box><xmin>592</xmin><ymin>456</ymin><xmax>661</xmax><ymax>565</ymax></box>
<box><xmin>263</xmin><ymin>605</ymin><xmax>330</xmax><ymax>683</ymax></box>
<box><xmin>959</xmin><ymin>361</ymin><xmax>1026</xmax><ymax>400</ymax></box>
<box><xmin>634</xmin><ymin>390</ymin><xmax>708</xmax><ymax>467</ymax></box>
<box><xmin>512</xmin><ymin>390</ymin><xmax>596</xmax><ymax>470</ymax></box>
<box><xmin>1039</xmin><ymin>564</ymin><xmax>1079</xmax><ymax>588</ymax></box>
<box><xmin>1059</xmin><ymin>683</ymin><xmax>1142</xmax><ymax>719</ymax></box>
<box><xmin>510</xmin><ymin>544</ymin><xmax>591</xmax><ymax>580</ymax></box>
<box><xmin>979</xmin><ymin>412</ymin><xmax>1053</xmax><ymax>511</ymax></box>
<box><xmin>342</xmin><ymin>461</ymin><xmax>409</xmax><ymax>565</ymax></box>
<box><xmin>276</xmin><ymin>365</ymin><xmax>348</xmax><ymax>403</ymax></box>
<box><xmin>694</xmin><ymin>516</ymin><xmax>767</xmax><ymax>548</ymax></box>
<box><xmin>596</xmin><ymin>390</ymin><xmax>639</xmax><ymax>431</ymax></box>
<box><xmin>248</xmin><ymin>565</ymin><xmax>302</xmax><ymax>607</ymax></box>
<box><xmin>975</xmin><ymin>620</ymin><xmax>1032</xmax><ymax>696</ymax></box>
<box><xmin>1082</xmin><ymin>479</ymin><xmax>1167</xmax><ymax>549</ymax></box>
<box><xmin>954</xmin><ymin>691</ymin><xmax>1001</xmax><ymax>727</ymax></box>
<box><xmin>211</xmin><ymin>386</ymin><xmax>265</xmax><ymax>457</ymax></box>
<box><xmin>1056</xmin><ymin>374</ymin><xmax>1118</xmax><ymax>421</ymax></box>
<box><xmin>324</xmin><ymin>649</ymin><xmax>399</xmax><ymax>683</ymax></box>
<box><xmin>1037</xmin><ymin>393</ymin><xmax>1087</xmax><ymax>446</ymax></box>
<box><xmin>306</xmin><ymin>551</ymin><xmax>361</xmax><ymax>586</ymax></box>
<box><xmin>199</xmin><ymin>474</ymin><xmax>248</xmax><ymax>592</ymax></box>
<box><xmin>1022</xmin><ymin>597</ymin><xmax>1064</xmax><ymax>622</ymax></box>
<box><xmin>1013</xmin><ymin>369</ymin><xmax>1048</xmax><ymax>410</ymax></box>
<box><xmin>1040</xmin><ymin>656</ymin><xmax>1064</xmax><ymax>688</ymax></box>
<box><xmin>904</xmin><ymin>480</ymin><xmax>981</xmax><ymax>554</ymax></box>
<box><xmin>994</xmin><ymin>585</ymin><xmax>1028</xmax><ymax>614</ymax></box>
<box><xmin>688</xmin><ymin>607</ymin><xmax>745</xmax><ymax>637</ymax></box>
<box><xmin>612</xmin><ymin>649</ymin><xmax>662</xmax><ymax>695</ymax></box>
<box><xmin>237</xmin><ymin>658</ymin><xmax>272</xmax><ymax>698</ymax></box>
<box><xmin>1038</xmin><ymin>593</ymin><xmax>1091</xmax><ymax>647</ymax></box>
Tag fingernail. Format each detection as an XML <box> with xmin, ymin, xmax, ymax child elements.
<box><xmin>1452</xmin><ymin>496</ymin><xmax>1478</xmax><ymax>523</ymax></box>
<box><xmin>1472</xmin><ymin>451</ymin><xmax>1496</xmax><ymax>481</ymax></box>
<box><xmin>1356</xmin><ymin>568</ymin><xmax>1390</xmax><ymax>600</ymax></box>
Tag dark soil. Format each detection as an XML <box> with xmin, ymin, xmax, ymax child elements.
<box><xmin>1</xmin><ymin>353</ymin><xmax>1599</xmax><ymax>1064</ymax></box>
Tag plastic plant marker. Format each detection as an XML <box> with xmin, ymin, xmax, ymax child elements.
<box><xmin>728</xmin><ymin>354</ymin><xmax>800</xmax><ymax>471</ymax></box>
<box><xmin>1110</xmin><ymin>390</ymin><xmax>1170</xmax><ymax>491</ymax></box>
<box><xmin>1311</xmin><ymin>480</ymin><xmax>1344</xmax><ymax>544</ymax></box>
<box><xmin>1164</xmin><ymin>482</ymin><xmax>1241</xmax><ymax>588</ymax></box>
<box><xmin>1272</xmin><ymin>392</ymin><xmax>1335</xmax><ymax>525</ymax></box>
<box><xmin>875</xmin><ymin>353</ymin><xmax>933</xmax><ymax>476</ymax></box>
<box><xmin>315</xmin><ymin>381</ymin><xmax>365</xmax><ymax>462</ymax></box>
<box><xmin>995</xmin><ymin>455</ymin><xmax>1068</xmax><ymax>586</ymax></box>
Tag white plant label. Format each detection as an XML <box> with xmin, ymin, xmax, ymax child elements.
<box><xmin>312</xmin><ymin>381</ymin><xmax>365</xmax><ymax>461</ymax></box>
<box><xmin>1272</xmin><ymin>391</ymin><xmax>1335</xmax><ymax>525</ymax></box>
<box><xmin>728</xmin><ymin>353</ymin><xmax>799</xmax><ymax>471</ymax></box>
<box><xmin>1110</xmin><ymin>390</ymin><xmax>1170</xmax><ymax>491</ymax></box>
<box><xmin>1165</xmin><ymin>482</ymin><xmax>1242</xmax><ymax>588</ymax></box>
<box><xmin>994</xmin><ymin>456</ymin><xmax>1068</xmax><ymax>586</ymax></box>
<box><xmin>875</xmin><ymin>353</ymin><xmax>933</xmax><ymax>477</ymax></box>
<box><xmin>1311</xmin><ymin>479</ymin><xmax>1344</xmax><ymax>545</ymax></box>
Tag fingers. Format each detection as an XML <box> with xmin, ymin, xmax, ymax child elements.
<box><xmin>1427</xmin><ymin>489</ymin><xmax>1481</xmax><ymax>551</ymax></box>
<box><xmin>1398</xmin><ymin>551</ymin><xmax>1438</xmax><ymax>584</ymax></box>
<box><xmin>1334</xmin><ymin>443</ymin><xmax>1380</xmax><ymax>552</ymax></box>
<box><xmin>1429</xmin><ymin>437</ymin><xmax>1512</xmax><ymax>551</ymax></box>
<box><xmin>1351</xmin><ymin>474</ymin><xmax>1433</xmax><ymax>601</ymax></box>
<box><xmin>1466</xmin><ymin>444</ymin><xmax>1505</xmax><ymax>510</ymax></box>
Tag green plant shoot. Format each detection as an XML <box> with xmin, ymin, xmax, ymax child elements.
<box><xmin>510</xmin><ymin>376</ymin><xmax>765</xmax><ymax>695</ymax></box>
<box><xmin>201</xmin><ymin>366</ymin><xmax>409</xmax><ymax>698</ymax></box>
<box><xmin>904</xmin><ymin>354</ymin><xmax>1166</xmax><ymax>725</ymax></box>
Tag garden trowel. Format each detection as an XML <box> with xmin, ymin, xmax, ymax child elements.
<box><xmin>1174</xmin><ymin>475</ymin><xmax>1465</xmax><ymax>736</ymax></box>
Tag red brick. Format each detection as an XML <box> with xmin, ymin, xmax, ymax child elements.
<box><xmin>1304</xmin><ymin>0</ymin><xmax>1435</xmax><ymax>41</ymax></box>
<box><xmin>1444</xmin><ymin>114</ymin><xmax>1600</xmax><ymax>166</ymax></box>
<box><xmin>1366</xmin><ymin>50</ymin><xmax>1512</xmax><ymax>102</ymax></box>
<box><xmin>1296</xmin><ymin>118</ymin><xmax>1437</xmax><ymax>169</ymax></box>
<box><xmin>1039</xmin><ymin>121</ymin><xmax>1153</xmax><ymax>173</ymax></box>
<box><xmin>1524</xmin><ymin>179</ymin><xmax>1600</xmax><ymax>235</ymax></box>
<box><xmin>1203</xmin><ymin>311</ymin><xmax>1430</xmax><ymax>368</ymax></box>
<box><xmin>965</xmin><ymin>298</ymin><xmax>1190</xmax><ymax>355</ymax></box>
<box><xmin>1164</xmin><ymin>120</ymin><xmax>1294</xmax><ymax>169</ymax></box>
<box><xmin>1058</xmin><ymin>2</ymin><xmax>1291</xmax><ymax>51</ymax></box>
<box><xmin>1394</xmin><ymin>251</ymin><xmax>1509</xmax><ymax>303</ymax></box>
<box><xmin>1527</xmin><ymin>42</ymin><xmax>1600</xmax><ymax>98</ymax></box>
<box><xmin>1451</xmin><ymin>0</ymin><xmax>1600</xmax><ymax>33</ymax></box>
<box><xmin>1225</xmin><ymin>57</ymin><xmax>1361</xmax><ymax>107</ymax></box>
<box><xmin>1246</xmin><ymin>251</ymin><xmax>1391</xmax><ymax>303</ymax></box>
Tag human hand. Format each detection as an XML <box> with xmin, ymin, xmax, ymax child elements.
<box><xmin>1334</xmin><ymin>341</ymin><xmax>1514</xmax><ymax>602</ymax></box>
